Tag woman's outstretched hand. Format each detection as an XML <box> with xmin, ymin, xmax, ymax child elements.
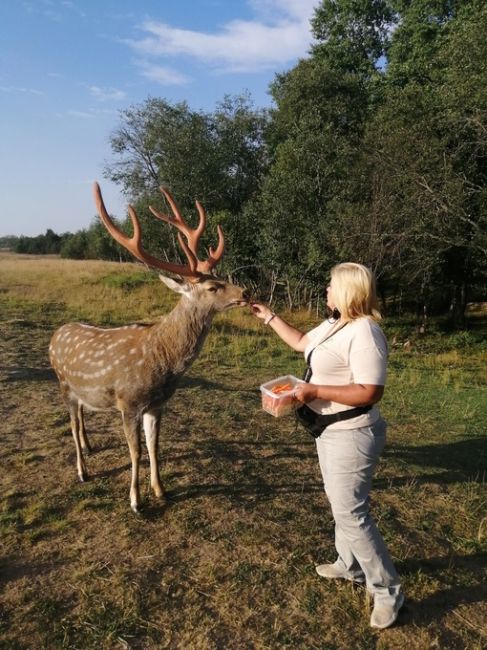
<box><xmin>250</xmin><ymin>302</ymin><xmax>273</xmax><ymax>322</ymax></box>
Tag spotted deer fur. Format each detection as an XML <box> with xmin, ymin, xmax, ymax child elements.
<box><xmin>49</xmin><ymin>184</ymin><xmax>249</xmax><ymax>512</ymax></box>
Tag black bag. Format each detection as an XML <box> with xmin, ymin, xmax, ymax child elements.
<box><xmin>296</xmin><ymin>403</ymin><xmax>372</xmax><ymax>438</ymax></box>
<box><xmin>296</xmin><ymin>321</ymin><xmax>371</xmax><ymax>438</ymax></box>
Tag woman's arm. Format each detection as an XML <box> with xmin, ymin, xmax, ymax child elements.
<box><xmin>294</xmin><ymin>382</ymin><xmax>384</xmax><ymax>406</ymax></box>
<box><xmin>250</xmin><ymin>303</ymin><xmax>309</xmax><ymax>352</ymax></box>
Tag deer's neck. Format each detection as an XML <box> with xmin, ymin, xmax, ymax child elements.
<box><xmin>148</xmin><ymin>297</ymin><xmax>215</xmax><ymax>375</ymax></box>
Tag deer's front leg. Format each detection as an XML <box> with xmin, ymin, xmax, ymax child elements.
<box><xmin>122</xmin><ymin>410</ymin><xmax>142</xmax><ymax>513</ymax></box>
<box><xmin>143</xmin><ymin>410</ymin><xmax>165</xmax><ymax>499</ymax></box>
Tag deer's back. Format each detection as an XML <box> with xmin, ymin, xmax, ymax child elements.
<box><xmin>49</xmin><ymin>322</ymin><xmax>177</xmax><ymax>412</ymax></box>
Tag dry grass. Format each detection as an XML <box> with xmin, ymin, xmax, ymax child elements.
<box><xmin>0</xmin><ymin>253</ymin><xmax>486</xmax><ymax>649</ymax></box>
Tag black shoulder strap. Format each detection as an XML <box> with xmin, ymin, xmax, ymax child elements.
<box><xmin>306</xmin><ymin>321</ymin><xmax>348</xmax><ymax>365</ymax></box>
<box><xmin>304</xmin><ymin>321</ymin><xmax>348</xmax><ymax>381</ymax></box>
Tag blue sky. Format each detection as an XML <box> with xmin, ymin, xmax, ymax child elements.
<box><xmin>0</xmin><ymin>0</ymin><xmax>318</xmax><ymax>237</ymax></box>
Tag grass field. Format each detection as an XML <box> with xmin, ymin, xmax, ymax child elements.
<box><xmin>0</xmin><ymin>252</ymin><xmax>486</xmax><ymax>650</ymax></box>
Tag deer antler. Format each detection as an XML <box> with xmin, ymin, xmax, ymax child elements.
<box><xmin>93</xmin><ymin>183</ymin><xmax>224</xmax><ymax>279</ymax></box>
<box><xmin>149</xmin><ymin>187</ymin><xmax>224</xmax><ymax>275</ymax></box>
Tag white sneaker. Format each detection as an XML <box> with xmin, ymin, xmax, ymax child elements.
<box><xmin>315</xmin><ymin>562</ymin><xmax>365</xmax><ymax>583</ymax></box>
<box><xmin>370</xmin><ymin>593</ymin><xmax>405</xmax><ymax>629</ymax></box>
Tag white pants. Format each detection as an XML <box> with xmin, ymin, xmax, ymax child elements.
<box><xmin>315</xmin><ymin>417</ymin><xmax>402</xmax><ymax>606</ymax></box>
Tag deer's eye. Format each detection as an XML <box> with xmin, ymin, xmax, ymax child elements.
<box><xmin>208</xmin><ymin>286</ymin><xmax>218</xmax><ymax>292</ymax></box>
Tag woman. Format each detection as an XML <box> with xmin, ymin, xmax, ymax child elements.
<box><xmin>251</xmin><ymin>262</ymin><xmax>404</xmax><ymax>629</ymax></box>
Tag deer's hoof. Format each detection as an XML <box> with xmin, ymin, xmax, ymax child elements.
<box><xmin>131</xmin><ymin>504</ymin><xmax>142</xmax><ymax>515</ymax></box>
<box><xmin>78</xmin><ymin>472</ymin><xmax>89</xmax><ymax>482</ymax></box>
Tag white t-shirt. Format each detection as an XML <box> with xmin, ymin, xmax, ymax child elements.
<box><xmin>303</xmin><ymin>317</ymin><xmax>388</xmax><ymax>429</ymax></box>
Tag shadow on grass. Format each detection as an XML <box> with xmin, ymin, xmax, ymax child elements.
<box><xmin>382</xmin><ymin>436</ymin><xmax>487</xmax><ymax>485</ymax></box>
<box><xmin>166</xmin><ymin>480</ymin><xmax>323</xmax><ymax>504</ymax></box>
<box><xmin>210</xmin><ymin>320</ymin><xmax>264</xmax><ymax>337</ymax></box>
<box><xmin>60</xmin><ymin>432</ymin><xmax>486</xmax><ymax>516</ymax></box>
<box><xmin>397</xmin><ymin>553</ymin><xmax>487</xmax><ymax>631</ymax></box>
<box><xmin>135</xmin><ymin>479</ymin><xmax>325</xmax><ymax>519</ymax></box>
<box><xmin>162</xmin><ymin>438</ymin><xmax>315</xmax><ymax>463</ymax></box>
<box><xmin>398</xmin><ymin>552</ymin><xmax>487</xmax><ymax>578</ymax></box>
<box><xmin>0</xmin><ymin>557</ymin><xmax>68</xmax><ymax>586</ymax></box>
<box><xmin>0</xmin><ymin>366</ymin><xmax>56</xmax><ymax>382</ymax></box>
<box><xmin>87</xmin><ymin>455</ymin><xmax>322</xmax><ymax>502</ymax></box>
<box><xmin>178</xmin><ymin>375</ymin><xmax>229</xmax><ymax>391</ymax></box>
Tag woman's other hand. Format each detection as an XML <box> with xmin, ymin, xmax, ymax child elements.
<box><xmin>294</xmin><ymin>383</ymin><xmax>318</xmax><ymax>403</ymax></box>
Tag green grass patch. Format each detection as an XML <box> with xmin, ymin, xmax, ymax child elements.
<box><xmin>99</xmin><ymin>270</ymin><xmax>158</xmax><ymax>291</ymax></box>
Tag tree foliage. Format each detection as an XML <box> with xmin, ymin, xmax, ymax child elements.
<box><xmin>311</xmin><ymin>0</ymin><xmax>396</xmax><ymax>75</ymax></box>
<box><xmin>103</xmin><ymin>93</ymin><xmax>269</xmax><ymax>281</ymax></box>
<box><xmin>340</xmin><ymin>0</ymin><xmax>487</xmax><ymax>322</ymax></box>
<box><xmin>23</xmin><ymin>0</ymin><xmax>486</xmax><ymax>324</ymax></box>
<box><xmin>15</xmin><ymin>229</ymin><xmax>67</xmax><ymax>255</ymax></box>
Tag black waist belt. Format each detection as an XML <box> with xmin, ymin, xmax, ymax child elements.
<box><xmin>296</xmin><ymin>403</ymin><xmax>372</xmax><ymax>438</ymax></box>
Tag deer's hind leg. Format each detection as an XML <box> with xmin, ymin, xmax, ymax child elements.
<box><xmin>78</xmin><ymin>403</ymin><xmax>92</xmax><ymax>453</ymax></box>
<box><xmin>68</xmin><ymin>398</ymin><xmax>89</xmax><ymax>482</ymax></box>
<box><xmin>143</xmin><ymin>410</ymin><xmax>165</xmax><ymax>500</ymax></box>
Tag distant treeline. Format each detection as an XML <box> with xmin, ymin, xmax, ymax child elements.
<box><xmin>5</xmin><ymin>1</ymin><xmax>486</xmax><ymax>325</ymax></box>
<box><xmin>1</xmin><ymin>224</ymin><xmax>128</xmax><ymax>261</ymax></box>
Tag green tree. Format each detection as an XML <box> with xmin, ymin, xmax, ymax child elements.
<box><xmin>386</xmin><ymin>0</ymin><xmax>457</xmax><ymax>86</ymax></box>
<box><xmin>14</xmin><ymin>229</ymin><xmax>64</xmax><ymax>255</ymax></box>
<box><xmin>105</xmin><ymin>94</ymin><xmax>269</xmax><ymax>277</ymax></box>
<box><xmin>84</xmin><ymin>219</ymin><xmax>129</xmax><ymax>261</ymax></box>
<box><xmin>351</xmin><ymin>0</ymin><xmax>487</xmax><ymax>322</ymax></box>
<box><xmin>300</xmin><ymin>0</ymin><xmax>486</xmax><ymax>322</ymax></box>
<box><xmin>256</xmin><ymin>0</ymin><xmax>378</xmax><ymax>306</ymax></box>
<box><xmin>94</xmin><ymin>0</ymin><xmax>486</xmax><ymax>322</ymax></box>
<box><xmin>312</xmin><ymin>0</ymin><xmax>396</xmax><ymax>75</ymax></box>
<box><xmin>60</xmin><ymin>231</ymin><xmax>89</xmax><ymax>259</ymax></box>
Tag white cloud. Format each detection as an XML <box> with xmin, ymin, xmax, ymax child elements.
<box><xmin>60</xmin><ymin>1</ymin><xmax>86</xmax><ymax>18</ymax></box>
<box><xmin>22</xmin><ymin>1</ymin><xmax>62</xmax><ymax>22</ymax></box>
<box><xmin>136</xmin><ymin>61</ymin><xmax>190</xmax><ymax>86</ymax></box>
<box><xmin>67</xmin><ymin>110</ymin><xmax>96</xmax><ymax>119</ymax></box>
<box><xmin>127</xmin><ymin>0</ymin><xmax>317</xmax><ymax>76</ymax></box>
<box><xmin>23</xmin><ymin>0</ymin><xmax>86</xmax><ymax>20</ymax></box>
<box><xmin>249</xmin><ymin>0</ymin><xmax>317</xmax><ymax>22</ymax></box>
<box><xmin>67</xmin><ymin>107</ymin><xmax>117</xmax><ymax>119</ymax></box>
<box><xmin>0</xmin><ymin>86</ymin><xmax>45</xmax><ymax>96</ymax></box>
<box><xmin>89</xmin><ymin>85</ymin><xmax>127</xmax><ymax>101</ymax></box>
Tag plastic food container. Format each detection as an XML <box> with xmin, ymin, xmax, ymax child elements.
<box><xmin>260</xmin><ymin>375</ymin><xmax>304</xmax><ymax>417</ymax></box>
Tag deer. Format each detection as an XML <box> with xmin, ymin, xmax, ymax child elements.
<box><xmin>49</xmin><ymin>182</ymin><xmax>250</xmax><ymax>513</ymax></box>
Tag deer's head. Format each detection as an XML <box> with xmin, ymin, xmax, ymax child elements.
<box><xmin>93</xmin><ymin>182</ymin><xmax>250</xmax><ymax>311</ymax></box>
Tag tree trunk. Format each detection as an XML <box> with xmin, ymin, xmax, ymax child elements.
<box><xmin>449</xmin><ymin>282</ymin><xmax>467</xmax><ymax>328</ymax></box>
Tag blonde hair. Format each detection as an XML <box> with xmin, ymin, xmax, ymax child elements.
<box><xmin>330</xmin><ymin>262</ymin><xmax>382</xmax><ymax>322</ymax></box>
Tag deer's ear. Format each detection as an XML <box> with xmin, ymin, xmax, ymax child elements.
<box><xmin>158</xmin><ymin>274</ymin><xmax>191</xmax><ymax>295</ymax></box>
